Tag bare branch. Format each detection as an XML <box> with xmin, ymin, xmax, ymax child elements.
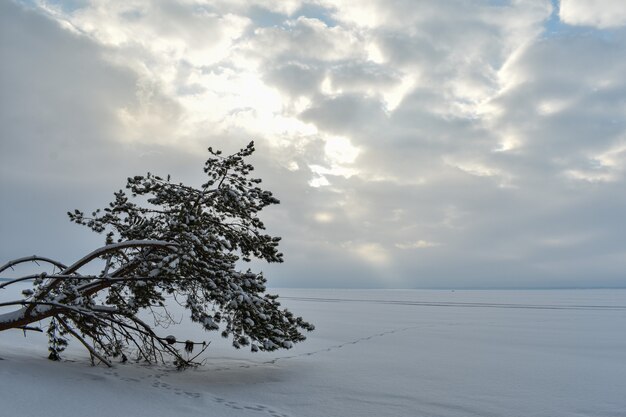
<box><xmin>60</xmin><ymin>240</ymin><xmax>177</xmax><ymax>276</ymax></box>
<box><xmin>24</xmin><ymin>240</ymin><xmax>178</xmax><ymax>316</ymax></box>
<box><xmin>0</xmin><ymin>274</ymin><xmax>170</xmax><ymax>291</ymax></box>
<box><xmin>0</xmin><ymin>275</ymin><xmax>41</xmax><ymax>290</ymax></box>
<box><xmin>0</xmin><ymin>256</ymin><xmax>68</xmax><ymax>275</ymax></box>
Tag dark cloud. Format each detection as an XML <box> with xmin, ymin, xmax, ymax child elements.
<box><xmin>263</xmin><ymin>62</ymin><xmax>324</xmax><ymax>98</ymax></box>
<box><xmin>0</xmin><ymin>2</ymin><xmax>198</xmax><ymax>264</ymax></box>
<box><xmin>301</xmin><ymin>94</ymin><xmax>388</xmax><ymax>136</ymax></box>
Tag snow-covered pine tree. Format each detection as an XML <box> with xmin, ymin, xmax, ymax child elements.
<box><xmin>0</xmin><ymin>142</ymin><xmax>314</xmax><ymax>368</ymax></box>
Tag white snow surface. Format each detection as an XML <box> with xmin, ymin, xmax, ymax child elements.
<box><xmin>1</xmin><ymin>286</ymin><xmax>625</xmax><ymax>417</ymax></box>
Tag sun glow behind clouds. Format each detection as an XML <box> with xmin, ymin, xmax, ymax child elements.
<box><xmin>324</xmin><ymin>136</ymin><xmax>359</xmax><ymax>165</ymax></box>
<box><xmin>494</xmin><ymin>135</ymin><xmax>522</xmax><ymax>152</ymax></box>
<box><xmin>537</xmin><ymin>98</ymin><xmax>571</xmax><ymax>116</ymax></box>
<box><xmin>313</xmin><ymin>211</ymin><xmax>334</xmax><ymax>223</ymax></box>
<box><xmin>308</xmin><ymin>136</ymin><xmax>360</xmax><ymax>187</ymax></box>
<box><xmin>395</xmin><ymin>240</ymin><xmax>441</xmax><ymax>249</ymax></box>
<box><xmin>348</xmin><ymin>242</ymin><xmax>389</xmax><ymax>265</ymax></box>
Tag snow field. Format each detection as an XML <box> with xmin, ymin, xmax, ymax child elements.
<box><xmin>2</xmin><ymin>287</ymin><xmax>626</xmax><ymax>416</ymax></box>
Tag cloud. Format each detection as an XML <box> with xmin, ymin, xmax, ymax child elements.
<box><xmin>560</xmin><ymin>0</ymin><xmax>626</xmax><ymax>28</ymax></box>
<box><xmin>487</xmin><ymin>32</ymin><xmax>626</xmax><ymax>184</ymax></box>
<box><xmin>2</xmin><ymin>0</ymin><xmax>626</xmax><ymax>288</ymax></box>
<box><xmin>0</xmin><ymin>1</ymin><xmax>204</xmax><ymax>263</ymax></box>
<box><xmin>395</xmin><ymin>240</ymin><xmax>441</xmax><ymax>249</ymax></box>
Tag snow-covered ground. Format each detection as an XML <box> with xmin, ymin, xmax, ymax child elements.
<box><xmin>2</xmin><ymin>286</ymin><xmax>625</xmax><ymax>417</ymax></box>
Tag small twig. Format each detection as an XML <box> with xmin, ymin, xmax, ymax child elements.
<box><xmin>103</xmin><ymin>254</ymin><xmax>113</xmax><ymax>277</ymax></box>
<box><xmin>187</xmin><ymin>341</ymin><xmax>210</xmax><ymax>364</ymax></box>
<box><xmin>18</xmin><ymin>326</ymin><xmax>43</xmax><ymax>333</ymax></box>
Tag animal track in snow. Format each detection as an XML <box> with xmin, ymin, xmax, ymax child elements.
<box><xmin>206</xmin><ymin>326</ymin><xmax>416</xmax><ymax>373</ymax></box>
<box><xmin>131</xmin><ymin>368</ymin><xmax>293</xmax><ymax>416</ymax></box>
<box><xmin>264</xmin><ymin>326</ymin><xmax>415</xmax><ymax>365</ymax></box>
<box><xmin>97</xmin><ymin>327</ymin><xmax>412</xmax><ymax>417</ymax></box>
<box><xmin>213</xmin><ymin>398</ymin><xmax>289</xmax><ymax>417</ymax></box>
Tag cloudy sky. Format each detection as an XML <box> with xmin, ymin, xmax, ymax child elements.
<box><xmin>1</xmin><ymin>0</ymin><xmax>625</xmax><ymax>288</ymax></box>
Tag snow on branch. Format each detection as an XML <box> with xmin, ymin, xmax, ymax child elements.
<box><xmin>0</xmin><ymin>255</ymin><xmax>68</xmax><ymax>275</ymax></box>
<box><xmin>58</xmin><ymin>240</ymin><xmax>178</xmax><ymax>276</ymax></box>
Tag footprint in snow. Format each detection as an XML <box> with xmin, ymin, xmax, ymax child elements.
<box><xmin>210</xmin><ymin>397</ymin><xmax>290</xmax><ymax>417</ymax></box>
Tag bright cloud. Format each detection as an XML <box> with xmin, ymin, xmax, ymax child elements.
<box><xmin>395</xmin><ymin>240</ymin><xmax>441</xmax><ymax>250</ymax></box>
<box><xmin>560</xmin><ymin>0</ymin><xmax>626</xmax><ymax>28</ymax></box>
